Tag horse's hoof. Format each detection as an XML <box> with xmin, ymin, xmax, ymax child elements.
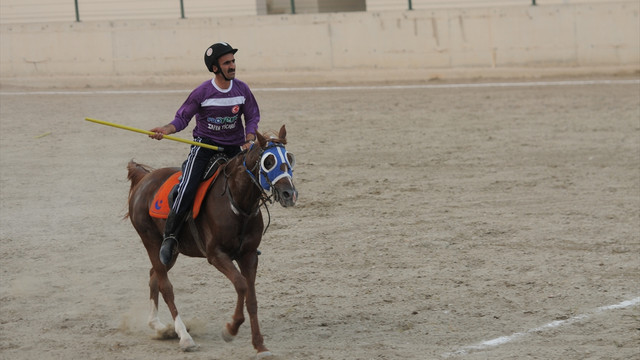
<box><xmin>256</xmin><ymin>351</ymin><xmax>273</xmax><ymax>359</ymax></box>
<box><xmin>180</xmin><ymin>337</ymin><xmax>198</xmax><ymax>352</ymax></box>
<box><xmin>221</xmin><ymin>326</ymin><xmax>236</xmax><ymax>343</ymax></box>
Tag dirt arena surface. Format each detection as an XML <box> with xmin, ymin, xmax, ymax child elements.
<box><xmin>1</xmin><ymin>77</ymin><xmax>639</xmax><ymax>360</ymax></box>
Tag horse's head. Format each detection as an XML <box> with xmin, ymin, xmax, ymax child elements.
<box><xmin>249</xmin><ymin>125</ymin><xmax>297</xmax><ymax>207</ymax></box>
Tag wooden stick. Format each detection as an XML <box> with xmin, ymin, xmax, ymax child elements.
<box><xmin>84</xmin><ymin>117</ymin><xmax>223</xmax><ymax>151</ymax></box>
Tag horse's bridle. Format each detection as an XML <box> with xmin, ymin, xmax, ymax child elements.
<box><xmin>243</xmin><ymin>144</ymin><xmax>274</xmax><ymax>203</ymax></box>
<box><xmin>221</xmin><ymin>144</ymin><xmax>272</xmax><ymax>218</ymax></box>
<box><xmin>217</xmin><ymin>142</ymin><xmax>294</xmax><ymax>259</ymax></box>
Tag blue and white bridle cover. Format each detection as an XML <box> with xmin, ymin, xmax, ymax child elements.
<box><xmin>258</xmin><ymin>142</ymin><xmax>294</xmax><ymax>191</ymax></box>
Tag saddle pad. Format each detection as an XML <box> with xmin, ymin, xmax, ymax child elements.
<box><xmin>149</xmin><ymin>169</ymin><xmax>219</xmax><ymax>219</ymax></box>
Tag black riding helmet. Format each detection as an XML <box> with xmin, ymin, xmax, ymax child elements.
<box><xmin>204</xmin><ymin>42</ymin><xmax>238</xmax><ymax>73</ymax></box>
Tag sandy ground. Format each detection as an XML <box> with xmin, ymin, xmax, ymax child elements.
<box><xmin>1</xmin><ymin>77</ymin><xmax>639</xmax><ymax>360</ymax></box>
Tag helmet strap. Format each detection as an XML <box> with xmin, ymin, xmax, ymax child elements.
<box><xmin>213</xmin><ymin>64</ymin><xmax>232</xmax><ymax>81</ymax></box>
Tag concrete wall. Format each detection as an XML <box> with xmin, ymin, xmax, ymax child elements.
<box><xmin>0</xmin><ymin>2</ymin><xmax>638</xmax><ymax>87</ymax></box>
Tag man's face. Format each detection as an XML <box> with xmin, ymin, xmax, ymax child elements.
<box><xmin>216</xmin><ymin>53</ymin><xmax>236</xmax><ymax>80</ymax></box>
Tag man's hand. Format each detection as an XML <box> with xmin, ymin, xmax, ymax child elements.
<box><xmin>241</xmin><ymin>140</ymin><xmax>255</xmax><ymax>151</ymax></box>
<box><xmin>149</xmin><ymin>124</ymin><xmax>176</xmax><ymax>140</ymax></box>
<box><xmin>241</xmin><ymin>133</ymin><xmax>256</xmax><ymax>150</ymax></box>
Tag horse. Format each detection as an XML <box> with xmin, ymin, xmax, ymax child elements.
<box><xmin>125</xmin><ymin>125</ymin><xmax>297</xmax><ymax>358</ymax></box>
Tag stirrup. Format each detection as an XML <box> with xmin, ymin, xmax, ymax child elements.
<box><xmin>159</xmin><ymin>235</ymin><xmax>178</xmax><ymax>266</ymax></box>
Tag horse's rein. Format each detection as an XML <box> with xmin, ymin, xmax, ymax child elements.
<box><xmin>221</xmin><ymin>147</ymin><xmax>273</xmax><ymax>222</ymax></box>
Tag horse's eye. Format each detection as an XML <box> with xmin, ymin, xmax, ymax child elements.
<box><xmin>286</xmin><ymin>152</ymin><xmax>296</xmax><ymax>168</ymax></box>
<box><xmin>261</xmin><ymin>153</ymin><xmax>277</xmax><ymax>172</ymax></box>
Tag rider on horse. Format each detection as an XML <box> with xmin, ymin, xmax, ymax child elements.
<box><xmin>149</xmin><ymin>42</ymin><xmax>260</xmax><ymax>265</ymax></box>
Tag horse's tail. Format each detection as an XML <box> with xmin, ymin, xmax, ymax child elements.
<box><xmin>124</xmin><ymin>160</ymin><xmax>153</xmax><ymax>219</ymax></box>
<box><xmin>127</xmin><ymin>160</ymin><xmax>153</xmax><ymax>189</ymax></box>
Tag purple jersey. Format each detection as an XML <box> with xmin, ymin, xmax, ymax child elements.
<box><xmin>170</xmin><ymin>79</ymin><xmax>260</xmax><ymax>146</ymax></box>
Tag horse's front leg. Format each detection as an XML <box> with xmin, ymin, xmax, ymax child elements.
<box><xmin>222</xmin><ymin>281</ymin><xmax>247</xmax><ymax>342</ymax></box>
<box><xmin>237</xmin><ymin>251</ymin><xmax>271</xmax><ymax>358</ymax></box>
<box><xmin>207</xmin><ymin>253</ymin><xmax>247</xmax><ymax>341</ymax></box>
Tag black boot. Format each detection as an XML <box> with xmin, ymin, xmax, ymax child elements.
<box><xmin>159</xmin><ymin>210</ymin><xmax>181</xmax><ymax>266</ymax></box>
<box><xmin>159</xmin><ymin>236</ymin><xmax>177</xmax><ymax>266</ymax></box>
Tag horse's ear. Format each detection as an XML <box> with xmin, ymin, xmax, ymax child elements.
<box><xmin>278</xmin><ymin>125</ymin><xmax>287</xmax><ymax>140</ymax></box>
<box><xmin>256</xmin><ymin>131</ymin><xmax>267</xmax><ymax>148</ymax></box>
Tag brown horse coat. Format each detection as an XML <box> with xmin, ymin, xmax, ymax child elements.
<box><xmin>126</xmin><ymin>126</ymin><xmax>296</xmax><ymax>357</ymax></box>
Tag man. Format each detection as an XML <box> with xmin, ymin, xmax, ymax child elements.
<box><xmin>149</xmin><ymin>42</ymin><xmax>260</xmax><ymax>266</ymax></box>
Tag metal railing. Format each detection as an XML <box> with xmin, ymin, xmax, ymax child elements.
<box><xmin>0</xmin><ymin>1</ymin><xmax>600</xmax><ymax>25</ymax></box>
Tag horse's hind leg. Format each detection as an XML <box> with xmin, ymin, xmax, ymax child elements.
<box><xmin>144</xmin><ymin>242</ymin><xmax>196</xmax><ymax>351</ymax></box>
<box><xmin>147</xmin><ymin>268</ymin><xmax>177</xmax><ymax>338</ymax></box>
<box><xmin>153</xmin><ymin>264</ymin><xmax>197</xmax><ymax>351</ymax></box>
<box><xmin>129</xmin><ymin>168</ymin><xmax>195</xmax><ymax>351</ymax></box>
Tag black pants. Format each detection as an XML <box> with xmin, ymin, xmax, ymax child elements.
<box><xmin>167</xmin><ymin>137</ymin><xmax>241</xmax><ymax>234</ymax></box>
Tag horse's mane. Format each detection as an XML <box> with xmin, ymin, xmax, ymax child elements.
<box><xmin>261</xmin><ymin>130</ymin><xmax>287</xmax><ymax>145</ymax></box>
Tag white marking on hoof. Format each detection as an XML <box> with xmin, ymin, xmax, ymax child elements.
<box><xmin>148</xmin><ymin>317</ymin><xmax>167</xmax><ymax>331</ymax></box>
<box><xmin>180</xmin><ymin>337</ymin><xmax>198</xmax><ymax>352</ymax></box>
<box><xmin>148</xmin><ymin>299</ymin><xmax>177</xmax><ymax>339</ymax></box>
<box><xmin>148</xmin><ymin>299</ymin><xmax>167</xmax><ymax>331</ymax></box>
<box><xmin>257</xmin><ymin>351</ymin><xmax>273</xmax><ymax>359</ymax></box>
<box><xmin>221</xmin><ymin>326</ymin><xmax>236</xmax><ymax>343</ymax></box>
<box><xmin>175</xmin><ymin>315</ymin><xmax>197</xmax><ymax>351</ymax></box>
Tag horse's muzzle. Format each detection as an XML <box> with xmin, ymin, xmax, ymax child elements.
<box><xmin>273</xmin><ymin>182</ymin><xmax>297</xmax><ymax>207</ymax></box>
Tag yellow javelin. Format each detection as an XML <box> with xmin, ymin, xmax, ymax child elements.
<box><xmin>84</xmin><ymin>117</ymin><xmax>223</xmax><ymax>151</ymax></box>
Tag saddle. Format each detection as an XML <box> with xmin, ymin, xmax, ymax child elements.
<box><xmin>149</xmin><ymin>156</ymin><xmax>226</xmax><ymax>219</ymax></box>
